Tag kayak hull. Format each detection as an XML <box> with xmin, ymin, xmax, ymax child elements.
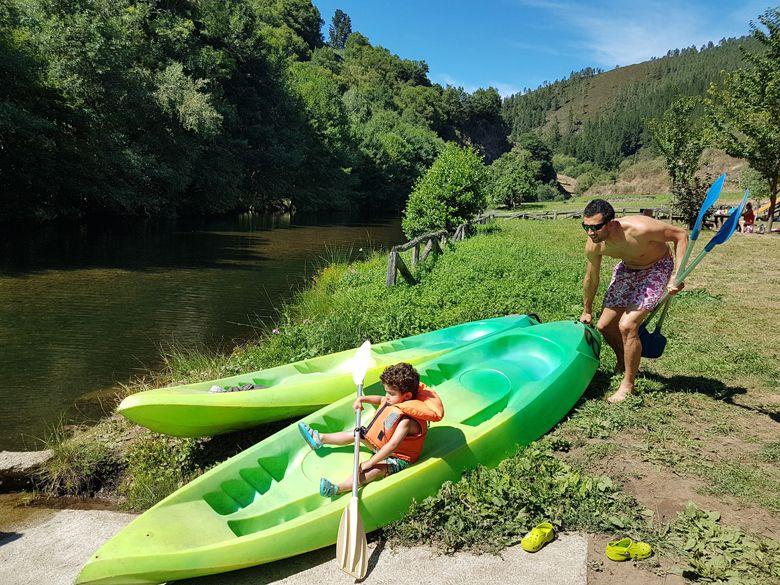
<box><xmin>78</xmin><ymin>320</ymin><xmax>600</xmax><ymax>585</ymax></box>
<box><xmin>117</xmin><ymin>315</ymin><xmax>537</xmax><ymax>437</ymax></box>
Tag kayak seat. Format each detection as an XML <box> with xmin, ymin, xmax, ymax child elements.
<box><xmin>444</xmin><ymin>367</ymin><xmax>513</xmax><ymax>426</ymax></box>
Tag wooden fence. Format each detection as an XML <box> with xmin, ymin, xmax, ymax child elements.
<box><xmin>386</xmin><ymin>214</ymin><xmax>495</xmax><ymax>286</ymax></box>
<box><xmin>386</xmin><ymin>207</ymin><xmax>679</xmax><ymax>286</ymax></box>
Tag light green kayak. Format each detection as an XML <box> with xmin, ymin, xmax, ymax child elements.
<box><xmin>78</xmin><ymin>320</ymin><xmax>600</xmax><ymax>585</ymax></box>
<box><xmin>117</xmin><ymin>315</ymin><xmax>537</xmax><ymax>437</ymax></box>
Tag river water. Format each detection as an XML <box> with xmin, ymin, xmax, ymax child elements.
<box><xmin>0</xmin><ymin>212</ymin><xmax>403</xmax><ymax>450</ymax></box>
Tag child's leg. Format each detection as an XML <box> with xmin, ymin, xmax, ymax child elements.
<box><xmin>319</xmin><ymin>431</ymin><xmax>354</xmax><ymax>446</ymax></box>
<box><xmin>335</xmin><ymin>464</ymin><xmax>388</xmax><ymax>494</ymax></box>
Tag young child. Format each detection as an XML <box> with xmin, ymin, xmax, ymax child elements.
<box><xmin>298</xmin><ymin>362</ymin><xmax>443</xmax><ymax>497</ymax></box>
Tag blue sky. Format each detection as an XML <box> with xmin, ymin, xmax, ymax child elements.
<box><xmin>312</xmin><ymin>0</ymin><xmax>771</xmax><ymax>96</ymax></box>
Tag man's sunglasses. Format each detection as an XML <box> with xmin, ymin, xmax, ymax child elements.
<box><xmin>582</xmin><ymin>221</ymin><xmax>608</xmax><ymax>232</ymax></box>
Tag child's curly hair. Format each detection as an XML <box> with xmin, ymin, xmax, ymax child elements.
<box><xmin>380</xmin><ymin>362</ymin><xmax>420</xmax><ymax>397</ymax></box>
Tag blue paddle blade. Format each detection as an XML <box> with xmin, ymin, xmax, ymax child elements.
<box><xmin>691</xmin><ymin>173</ymin><xmax>727</xmax><ymax>241</ymax></box>
<box><xmin>639</xmin><ymin>323</ymin><xmax>667</xmax><ymax>358</ymax></box>
<box><xmin>705</xmin><ymin>190</ymin><xmax>749</xmax><ymax>251</ymax></box>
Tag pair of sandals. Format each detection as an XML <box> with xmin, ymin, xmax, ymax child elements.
<box><xmin>521</xmin><ymin>522</ymin><xmax>652</xmax><ymax>562</ymax></box>
<box><xmin>299</xmin><ymin>423</ymin><xmax>339</xmax><ymax>497</ymax></box>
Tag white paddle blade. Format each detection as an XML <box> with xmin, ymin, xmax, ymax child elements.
<box><xmin>336</xmin><ymin>497</ymin><xmax>368</xmax><ymax>579</ymax></box>
<box><xmin>351</xmin><ymin>340</ymin><xmax>373</xmax><ymax>386</ymax></box>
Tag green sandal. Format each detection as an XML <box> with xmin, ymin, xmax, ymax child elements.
<box><xmin>605</xmin><ymin>537</ymin><xmax>652</xmax><ymax>561</ymax></box>
<box><xmin>521</xmin><ymin>521</ymin><xmax>555</xmax><ymax>553</ymax></box>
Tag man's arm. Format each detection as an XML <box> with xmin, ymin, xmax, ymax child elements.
<box><xmin>580</xmin><ymin>247</ymin><xmax>602</xmax><ymax>324</ymax></box>
<box><xmin>649</xmin><ymin>220</ymin><xmax>688</xmax><ymax>293</ymax></box>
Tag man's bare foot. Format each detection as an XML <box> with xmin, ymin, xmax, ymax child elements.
<box><xmin>607</xmin><ymin>383</ymin><xmax>634</xmax><ymax>403</ymax></box>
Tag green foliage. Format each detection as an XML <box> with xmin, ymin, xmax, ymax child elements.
<box><xmin>37</xmin><ymin>423</ymin><xmax>120</xmax><ymax>496</ymax></box>
<box><xmin>665</xmin><ymin>503</ymin><xmax>780</xmax><ymax>584</ymax></box>
<box><xmin>650</xmin><ymin>96</ymin><xmax>708</xmax><ymax>228</ymax></box>
<box><xmin>487</xmin><ymin>148</ymin><xmax>543</xmax><ymax>208</ymax></box>
<box><xmin>741</xmin><ymin>167</ymin><xmax>771</xmax><ymax>199</ymax></box>
<box><xmin>328</xmin><ymin>9</ymin><xmax>351</xmax><ymax>49</ymax></box>
<box><xmin>707</xmin><ymin>8</ymin><xmax>780</xmax><ymax>232</ymax></box>
<box><xmin>384</xmin><ymin>441</ymin><xmax>651</xmax><ymax>553</ymax></box>
<box><xmin>503</xmin><ymin>39</ymin><xmax>752</xmax><ymax>169</ymax></box>
<box><xmin>402</xmin><ymin>143</ymin><xmax>487</xmax><ymax>237</ymax></box>
<box><xmin>121</xmin><ymin>434</ymin><xmax>205</xmax><ymax>511</ymax></box>
<box><xmin>0</xmin><ymin>0</ymin><xmax>506</xmax><ymax>221</ymax></box>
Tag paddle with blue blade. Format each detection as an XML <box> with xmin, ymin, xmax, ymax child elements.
<box><xmin>639</xmin><ymin>189</ymin><xmax>748</xmax><ymax>358</ymax></box>
<box><xmin>336</xmin><ymin>340</ymin><xmax>373</xmax><ymax>579</ymax></box>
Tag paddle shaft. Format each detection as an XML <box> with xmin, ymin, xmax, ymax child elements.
<box><xmin>645</xmin><ymin>243</ymin><xmax>712</xmax><ymax>322</ymax></box>
<box><xmin>352</xmin><ymin>383</ymin><xmax>364</xmax><ymax>496</ymax></box>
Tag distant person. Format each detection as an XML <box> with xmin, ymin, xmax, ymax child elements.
<box><xmin>742</xmin><ymin>202</ymin><xmax>755</xmax><ymax>234</ymax></box>
<box><xmin>579</xmin><ymin>200</ymin><xmax>688</xmax><ymax>403</ymax></box>
<box><xmin>298</xmin><ymin>362</ymin><xmax>443</xmax><ymax>496</ymax></box>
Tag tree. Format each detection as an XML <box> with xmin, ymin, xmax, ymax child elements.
<box><xmin>707</xmin><ymin>8</ymin><xmax>780</xmax><ymax>233</ymax></box>
<box><xmin>328</xmin><ymin>9</ymin><xmax>351</xmax><ymax>49</ymax></box>
<box><xmin>402</xmin><ymin>143</ymin><xmax>487</xmax><ymax>237</ymax></box>
<box><xmin>487</xmin><ymin>148</ymin><xmax>542</xmax><ymax>208</ymax></box>
<box><xmin>649</xmin><ymin>97</ymin><xmax>708</xmax><ymax>228</ymax></box>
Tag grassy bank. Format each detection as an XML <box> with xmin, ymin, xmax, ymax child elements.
<box><xmin>37</xmin><ymin>218</ymin><xmax>780</xmax><ymax>583</ymax></box>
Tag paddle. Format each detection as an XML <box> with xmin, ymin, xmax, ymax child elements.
<box><xmin>639</xmin><ymin>190</ymin><xmax>748</xmax><ymax>358</ymax></box>
<box><xmin>336</xmin><ymin>340</ymin><xmax>372</xmax><ymax>579</ymax></box>
<box><xmin>638</xmin><ymin>174</ymin><xmax>726</xmax><ymax>358</ymax></box>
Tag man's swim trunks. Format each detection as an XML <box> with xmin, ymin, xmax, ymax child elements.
<box><xmin>604</xmin><ymin>255</ymin><xmax>674</xmax><ymax>310</ymax></box>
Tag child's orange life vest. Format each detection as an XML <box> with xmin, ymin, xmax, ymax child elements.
<box><xmin>362</xmin><ymin>384</ymin><xmax>444</xmax><ymax>463</ymax></box>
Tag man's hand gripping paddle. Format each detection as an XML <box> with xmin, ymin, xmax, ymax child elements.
<box><xmin>336</xmin><ymin>340</ymin><xmax>373</xmax><ymax>579</ymax></box>
<box><xmin>639</xmin><ymin>180</ymin><xmax>747</xmax><ymax>358</ymax></box>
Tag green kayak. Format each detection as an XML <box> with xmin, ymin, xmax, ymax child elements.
<box><xmin>117</xmin><ymin>315</ymin><xmax>536</xmax><ymax>437</ymax></box>
<box><xmin>78</xmin><ymin>320</ymin><xmax>600</xmax><ymax>585</ymax></box>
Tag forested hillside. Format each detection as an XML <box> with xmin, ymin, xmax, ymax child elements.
<box><xmin>0</xmin><ymin>0</ymin><xmax>507</xmax><ymax>221</ymax></box>
<box><xmin>503</xmin><ymin>38</ymin><xmax>756</xmax><ymax>169</ymax></box>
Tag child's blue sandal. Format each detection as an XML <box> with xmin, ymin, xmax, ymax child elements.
<box><xmin>298</xmin><ymin>422</ymin><xmax>322</xmax><ymax>449</ymax></box>
<box><xmin>320</xmin><ymin>478</ymin><xmax>338</xmax><ymax>497</ymax></box>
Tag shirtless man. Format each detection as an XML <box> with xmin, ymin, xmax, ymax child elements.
<box><xmin>578</xmin><ymin>200</ymin><xmax>688</xmax><ymax>403</ymax></box>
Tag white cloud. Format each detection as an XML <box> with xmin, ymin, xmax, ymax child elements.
<box><xmin>514</xmin><ymin>0</ymin><xmax>752</xmax><ymax>67</ymax></box>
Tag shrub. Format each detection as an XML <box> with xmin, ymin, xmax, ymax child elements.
<box><xmin>402</xmin><ymin>143</ymin><xmax>488</xmax><ymax>237</ymax></box>
<box><xmin>487</xmin><ymin>148</ymin><xmax>542</xmax><ymax>208</ymax></box>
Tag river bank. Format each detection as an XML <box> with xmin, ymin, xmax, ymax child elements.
<box><xmin>11</xmin><ymin>218</ymin><xmax>780</xmax><ymax>583</ymax></box>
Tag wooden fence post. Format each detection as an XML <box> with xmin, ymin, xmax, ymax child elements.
<box><xmin>386</xmin><ymin>250</ymin><xmax>398</xmax><ymax>286</ymax></box>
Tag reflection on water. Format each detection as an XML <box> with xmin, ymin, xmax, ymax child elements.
<box><xmin>0</xmin><ymin>212</ymin><xmax>403</xmax><ymax>450</ymax></box>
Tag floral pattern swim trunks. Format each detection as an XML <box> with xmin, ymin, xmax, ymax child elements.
<box><xmin>604</xmin><ymin>255</ymin><xmax>674</xmax><ymax>311</ymax></box>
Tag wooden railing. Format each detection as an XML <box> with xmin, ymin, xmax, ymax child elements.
<box><xmin>386</xmin><ymin>214</ymin><xmax>495</xmax><ymax>286</ymax></box>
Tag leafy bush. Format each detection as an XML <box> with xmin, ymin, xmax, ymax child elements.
<box><xmin>535</xmin><ymin>182</ymin><xmax>563</xmax><ymax>201</ymax></box>
<box><xmin>665</xmin><ymin>503</ymin><xmax>780</xmax><ymax>584</ymax></box>
<box><xmin>121</xmin><ymin>435</ymin><xmax>205</xmax><ymax>510</ymax></box>
<box><xmin>402</xmin><ymin>143</ymin><xmax>488</xmax><ymax>237</ymax></box>
<box><xmin>487</xmin><ymin>148</ymin><xmax>543</xmax><ymax>208</ymax></box>
<box><xmin>384</xmin><ymin>441</ymin><xmax>651</xmax><ymax>553</ymax></box>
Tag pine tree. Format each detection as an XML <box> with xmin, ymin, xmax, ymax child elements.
<box><xmin>328</xmin><ymin>9</ymin><xmax>351</xmax><ymax>49</ymax></box>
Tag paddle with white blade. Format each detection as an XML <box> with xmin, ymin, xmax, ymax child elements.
<box><xmin>336</xmin><ymin>340</ymin><xmax>372</xmax><ymax>579</ymax></box>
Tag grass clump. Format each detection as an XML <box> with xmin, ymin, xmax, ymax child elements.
<box><xmin>665</xmin><ymin>503</ymin><xmax>780</xmax><ymax>584</ymax></box>
<box><xmin>38</xmin><ymin>422</ymin><xmax>121</xmax><ymax>496</ymax></box>
<box><xmin>384</xmin><ymin>441</ymin><xmax>652</xmax><ymax>553</ymax></box>
<box><xmin>120</xmin><ymin>435</ymin><xmax>205</xmax><ymax>511</ymax></box>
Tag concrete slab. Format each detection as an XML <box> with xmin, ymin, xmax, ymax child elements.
<box><xmin>183</xmin><ymin>534</ymin><xmax>588</xmax><ymax>585</ymax></box>
<box><xmin>0</xmin><ymin>508</ymin><xmax>136</xmax><ymax>585</ymax></box>
<box><xmin>0</xmin><ymin>507</ymin><xmax>587</xmax><ymax>585</ymax></box>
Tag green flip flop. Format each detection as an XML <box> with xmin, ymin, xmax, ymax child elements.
<box><xmin>521</xmin><ymin>521</ymin><xmax>555</xmax><ymax>553</ymax></box>
<box><xmin>605</xmin><ymin>537</ymin><xmax>652</xmax><ymax>561</ymax></box>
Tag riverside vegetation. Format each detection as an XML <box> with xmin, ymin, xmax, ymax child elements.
<box><xmin>36</xmin><ymin>219</ymin><xmax>780</xmax><ymax>584</ymax></box>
